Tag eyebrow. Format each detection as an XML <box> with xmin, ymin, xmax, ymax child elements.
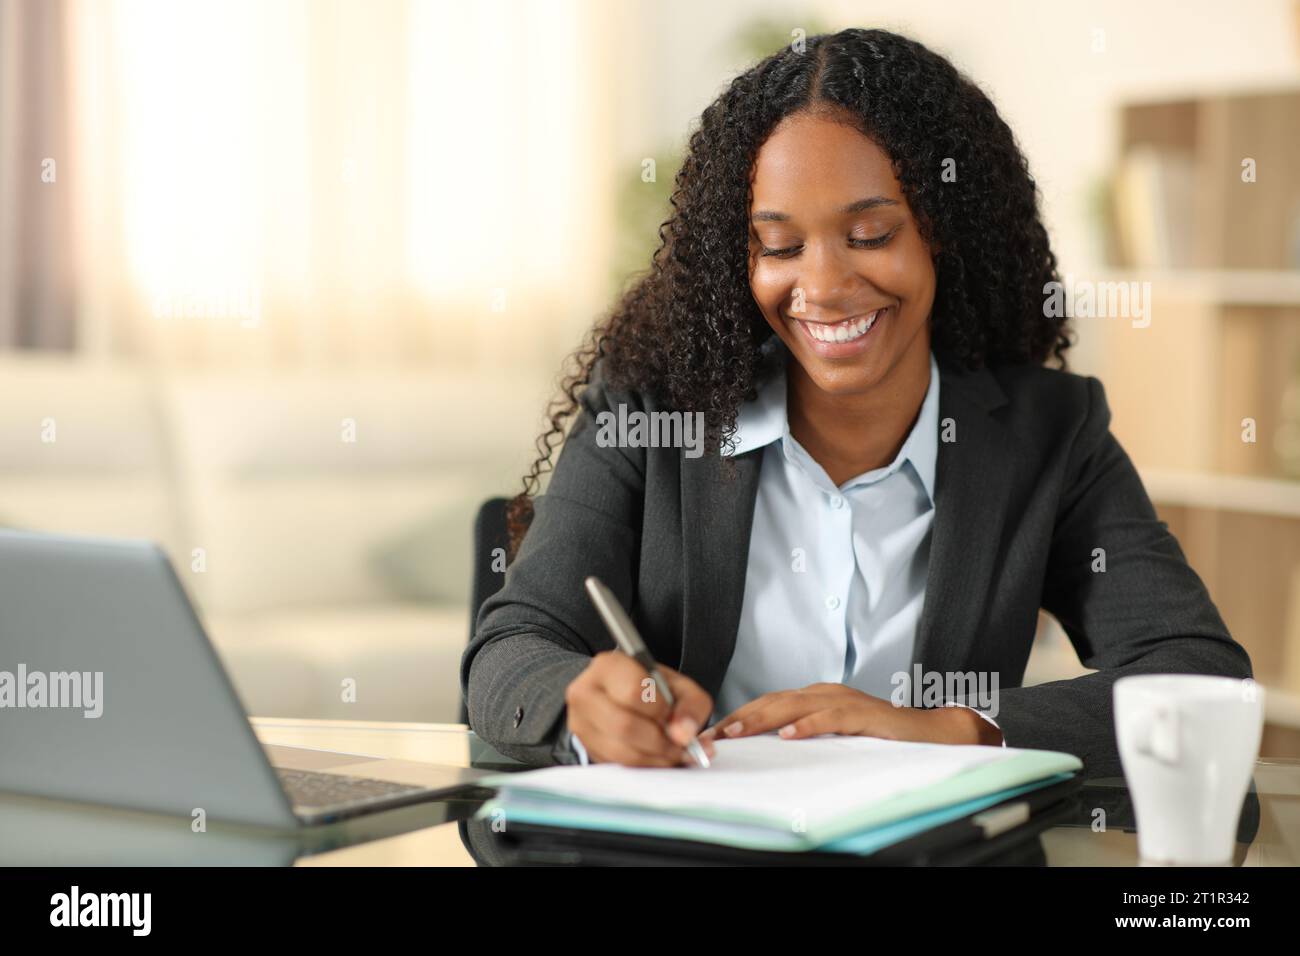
<box><xmin>751</xmin><ymin>196</ymin><xmax>899</xmax><ymax>222</ymax></box>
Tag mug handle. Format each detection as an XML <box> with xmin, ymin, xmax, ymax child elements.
<box><xmin>1135</xmin><ymin>703</ymin><xmax>1180</xmax><ymax>764</ymax></box>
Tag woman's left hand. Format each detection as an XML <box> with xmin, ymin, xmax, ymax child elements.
<box><xmin>699</xmin><ymin>682</ymin><xmax>1002</xmax><ymax>746</ymax></box>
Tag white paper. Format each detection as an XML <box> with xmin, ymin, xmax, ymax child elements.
<box><xmin>498</xmin><ymin>734</ymin><xmax>1012</xmax><ymax>830</ymax></box>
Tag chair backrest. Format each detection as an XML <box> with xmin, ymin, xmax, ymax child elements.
<box><xmin>464</xmin><ymin>496</ymin><xmax>512</xmax><ymax>723</ymax></box>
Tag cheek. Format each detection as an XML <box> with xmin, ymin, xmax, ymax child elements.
<box><xmin>748</xmin><ymin>263</ymin><xmax>794</xmax><ymax>317</ymax></box>
<box><xmin>889</xmin><ymin>235</ymin><xmax>938</xmax><ymax>302</ymax></box>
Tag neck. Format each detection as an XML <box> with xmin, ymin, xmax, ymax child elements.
<box><xmin>786</xmin><ymin>344</ymin><xmax>932</xmax><ymax>487</ymax></box>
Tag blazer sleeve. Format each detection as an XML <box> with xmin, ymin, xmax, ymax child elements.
<box><xmin>993</xmin><ymin>376</ymin><xmax>1253</xmax><ymax>776</ymax></box>
<box><xmin>460</xmin><ymin>365</ymin><xmax>646</xmax><ymax>765</ymax></box>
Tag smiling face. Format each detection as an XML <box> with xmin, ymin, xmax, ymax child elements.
<box><xmin>748</xmin><ymin>109</ymin><xmax>936</xmax><ymax>398</ymax></box>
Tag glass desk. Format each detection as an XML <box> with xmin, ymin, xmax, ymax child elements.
<box><xmin>0</xmin><ymin>718</ymin><xmax>1294</xmax><ymax>866</ymax></box>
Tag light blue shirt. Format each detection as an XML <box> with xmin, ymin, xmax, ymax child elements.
<box><xmin>714</xmin><ymin>352</ymin><xmax>940</xmax><ymax>719</ymax></box>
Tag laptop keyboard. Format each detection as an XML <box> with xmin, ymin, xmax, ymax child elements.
<box><xmin>275</xmin><ymin>767</ymin><xmax>428</xmax><ymax>811</ymax></box>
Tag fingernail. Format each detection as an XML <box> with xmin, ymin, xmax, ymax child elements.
<box><xmin>723</xmin><ymin>721</ymin><xmax>743</xmax><ymax>737</ymax></box>
<box><xmin>779</xmin><ymin>724</ymin><xmax>796</xmax><ymax>738</ymax></box>
<box><xmin>675</xmin><ymin>716</ymin><xmax>700</xmax><ymax>736</ymax></box>
<box><xmin>668</xmin><ymin>716</ymin><xmax>700</xmax><ymax>745</ymax></box>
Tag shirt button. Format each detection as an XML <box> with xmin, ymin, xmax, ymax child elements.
<box><xmin>830</xmin><ymin>495</ymin><xmax>845</xmax><ymax>509</ymax></box>
<box><xmin>825</xmin><ymin>595</ymin><xmax>840</xmax><ymax>610</ymax></box>
<box><xmin>513</xmin><ymin>706</ymin><xmax>524</xmax><ymax>728</ymax></box>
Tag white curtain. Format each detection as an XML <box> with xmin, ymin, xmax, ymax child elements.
<box><xmin>0</xmin><ymin>0</ymin><xmax>78</xmax><ymax>350</ymax></box>
<box><xmin>3</xmin><ymin>0</ymin><xmax>613</xmax><ymax>369</ymax></box>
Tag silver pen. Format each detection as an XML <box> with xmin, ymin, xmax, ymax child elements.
<box><xmin>583</xmin><ymin>576</ymin><xmax>711</xmax><ymax>769</ymax></box>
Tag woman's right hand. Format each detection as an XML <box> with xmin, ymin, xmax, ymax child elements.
<box><xmin>564</xmin><ymin>651</ymin><xmax>716</xmax><ymax>767</ymax></box>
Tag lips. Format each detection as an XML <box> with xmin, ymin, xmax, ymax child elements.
<box><xmin>800</xmin><ymin>309</ymin><xmax>884</xmax><ymax>343</ymax></box>
<box><xmin>790</xmin><ymin>306</ymin><xmax>889</xmax><ymax>352</ymax></box>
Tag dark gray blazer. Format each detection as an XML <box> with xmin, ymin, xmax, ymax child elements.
<box><xmin>462</xmin><ymin>353</ymin><xmax>1251</xmax><ymax>776</ymax></box>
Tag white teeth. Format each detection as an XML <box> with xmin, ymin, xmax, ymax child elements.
<box><xmin>805</xmin><ymin>308</ymin><xmax>884</xmax><ymax>344</ymax></box>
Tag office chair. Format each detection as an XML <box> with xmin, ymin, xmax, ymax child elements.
<box><xmin>464</xmin><ymin>496</ymin><xmax>512</xmax><ymax>724</ymax></box>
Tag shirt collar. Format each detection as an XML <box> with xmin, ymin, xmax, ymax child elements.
<box><xmin>724</xmin><ymin>351</ymin><xmax>940</xmax><ymax>503</ymax></box>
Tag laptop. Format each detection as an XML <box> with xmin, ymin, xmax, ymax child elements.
<box><xmin>0</xmin><ymin>529</ymin><xmax>488</xmax><ymax>827</ymax></box>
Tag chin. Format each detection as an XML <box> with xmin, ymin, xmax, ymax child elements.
<box><xmin>777</xmin><ymin>331</ymin><xmax>895</xmax><ymax>395</ymax></box>
<box><xmin>802</xmin><ymin>361</ymin><xmax>889</xmax><ymax>396</ymax></box>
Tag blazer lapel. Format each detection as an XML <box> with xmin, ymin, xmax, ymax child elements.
<box><xmin>912</xmin><ymin>362</ymin><xmax>1016</xmax><ymax>676</ymax></box>
<box><xmin>678</xmin><ymin>446</ymin><xmax>762</xmax><ymax>699</ymax></box>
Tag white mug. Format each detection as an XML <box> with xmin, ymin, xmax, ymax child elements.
<box><xmin>1114</xmin><ymin>674</ymin><xmax>1263</xmax><ymax>864</ymax></box>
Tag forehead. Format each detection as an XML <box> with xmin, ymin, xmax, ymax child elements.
<box><xmin>750</xmin><ymin>111</ymin><xmax>899</xmax><ymax>204</ymax></box>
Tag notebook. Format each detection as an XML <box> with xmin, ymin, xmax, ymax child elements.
<box><xmin>477</xmin><ymin>734</ymin><xmax>1082</xmax><ymax>853</ymax></box>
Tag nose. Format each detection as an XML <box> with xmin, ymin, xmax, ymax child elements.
<box><xmin>794</xmin><ymin>240</ymin><xmax>862</xmax><ymax>318</ymax></box>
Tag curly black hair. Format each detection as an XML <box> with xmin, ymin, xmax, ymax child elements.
<box><xmin>507</xmin><ymin>27</ymin><xmax>1067</xmax><ymax>554</ymax></box>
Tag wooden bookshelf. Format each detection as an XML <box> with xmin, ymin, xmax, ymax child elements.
<box><xmin>1086</xmin><ymin>90</ymin><xmax>1300</xmax><ymax>753</ymax></box>
<box><xmin>1113</xmin><ymin>92</ymin><xmax>1300</xmax><ymax>270</ymax></box>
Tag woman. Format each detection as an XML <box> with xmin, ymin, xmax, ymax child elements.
<box><xmin>461</xmin><ymin>28</ymin><xmax>1249</xmax><ymax>775</ymax></box>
